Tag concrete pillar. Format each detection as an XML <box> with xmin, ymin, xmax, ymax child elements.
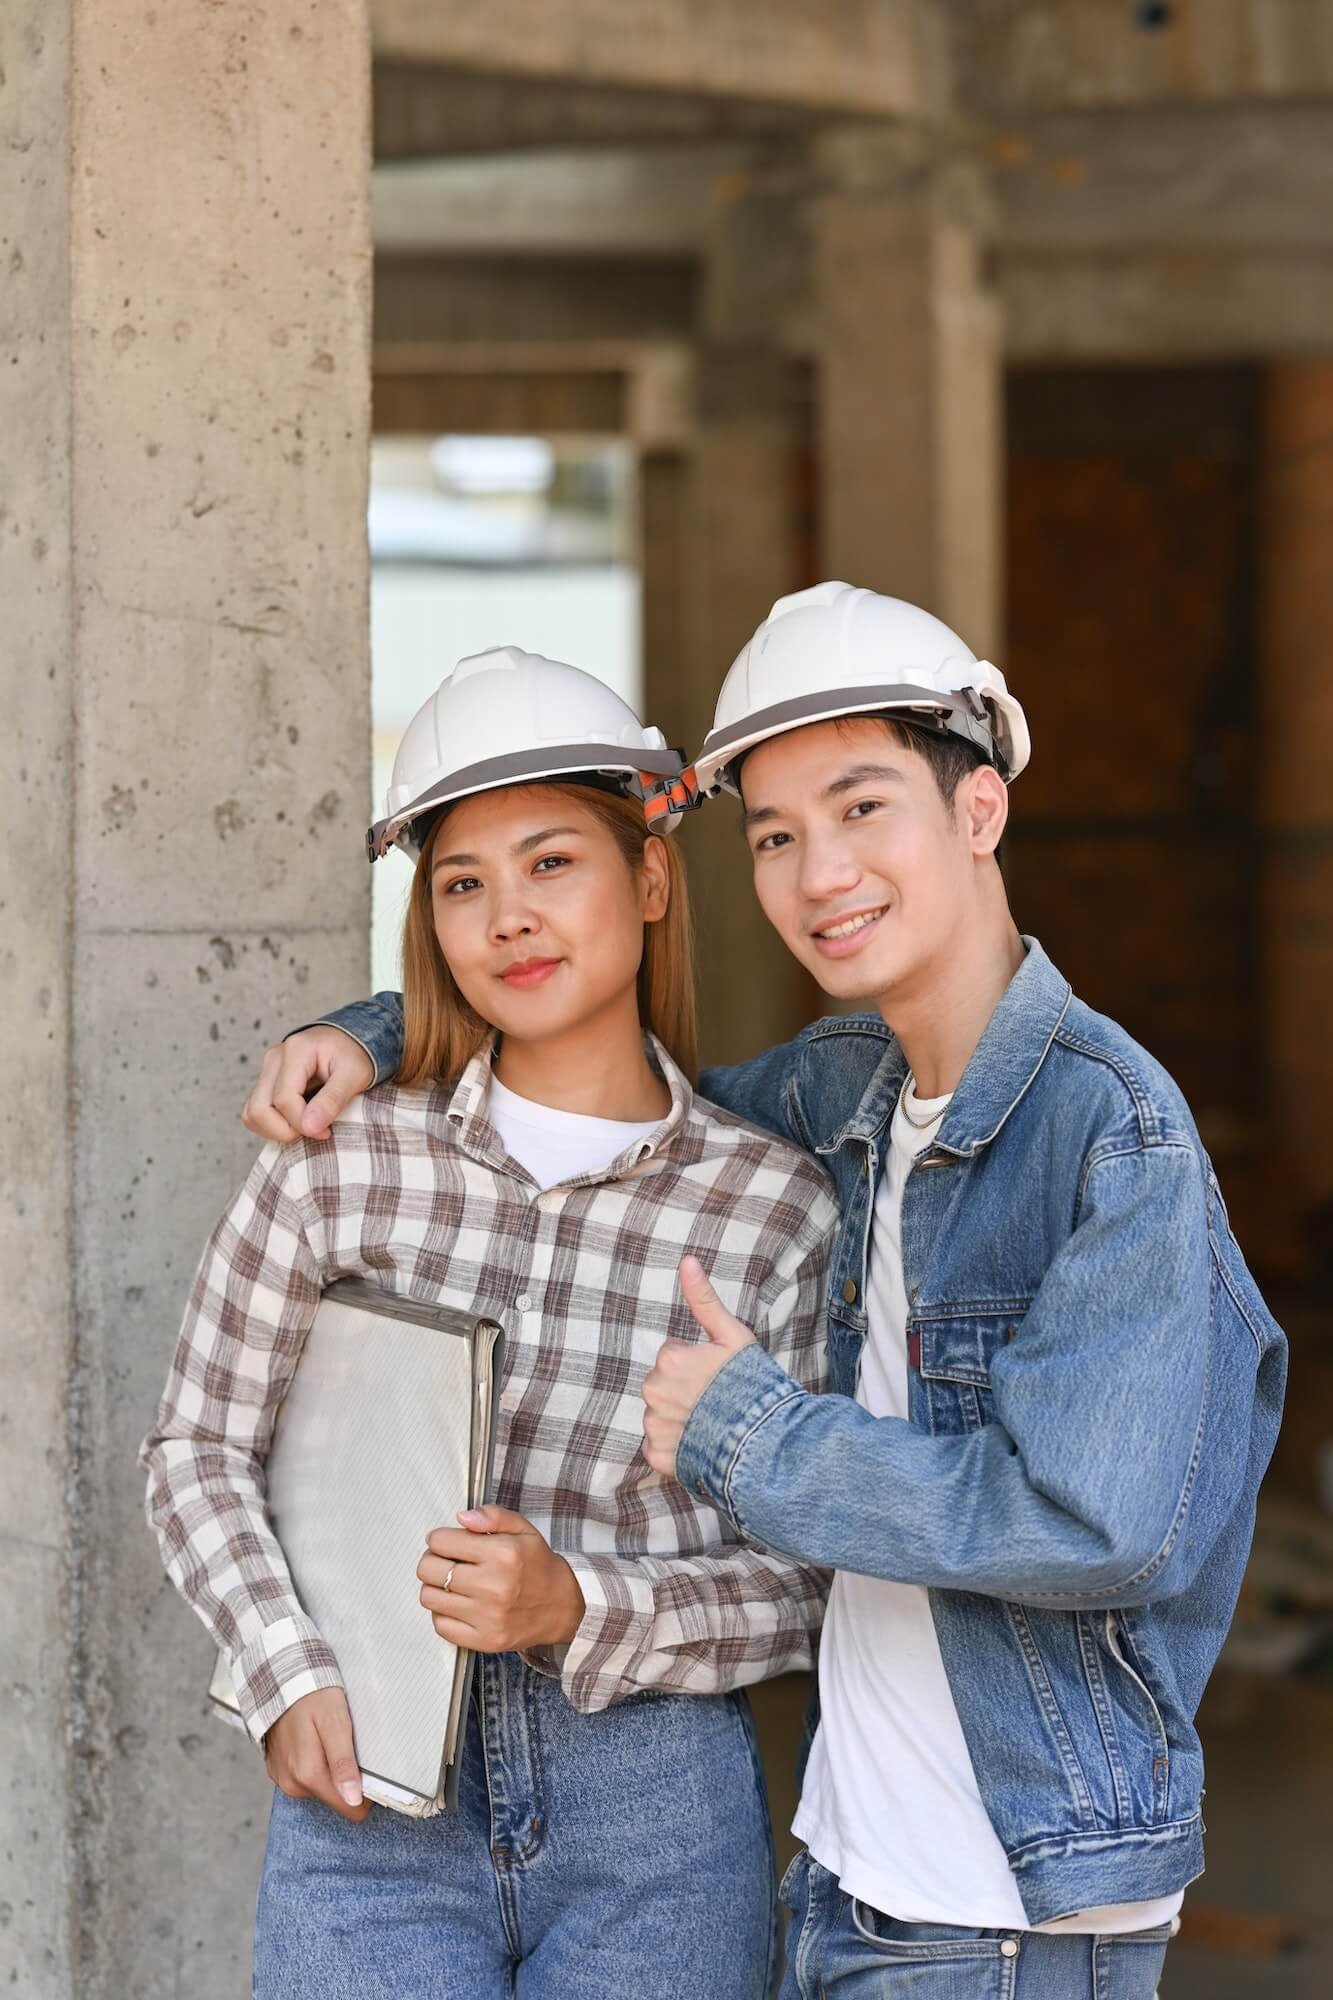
<box><xmin>642</xmin><ymin>179</ymin><xmax>816</xmax><ymax>1068</ymax></box>
<box><xmin>1</xmin><ymin>5</ymin><xmax>371</xmax><ymax>1994</ymax></box>
<box><xmin>812</xmin><ymin>134</ymin><xmax>1004</xmax><ymax>658</ymax></box>
<box><xmin>1259</xmin><ymin>362</ymin><xmax>1333</xmax><ymax>1228</ymax></box>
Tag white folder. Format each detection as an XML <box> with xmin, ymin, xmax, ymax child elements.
<box><xmin>207</xmin><ymin>1277</ymin><xmax>505</xmax><ymax>1816</ymax></box>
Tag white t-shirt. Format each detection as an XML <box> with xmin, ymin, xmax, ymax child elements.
<box><xmin>794</xmin><ymin>1077</ymin><xmax>1184</xmax><ymax>1936</ymax></box>
<box><xmin>486</xmin><ymin>1073</ymin><xmax>658</xmax><ymax>1191</ymax></box>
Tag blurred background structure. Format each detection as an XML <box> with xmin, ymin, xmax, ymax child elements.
<box><xmin>5</xmin><ymin>3</ymin><xmax>1333</xmax><ymax>1994</ymax></box>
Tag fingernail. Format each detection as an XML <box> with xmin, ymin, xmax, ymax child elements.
<box><xmin>338</xmin><ymin>1780</ymin><xmax>363</xmax><ymax>1806</ymax></box>
<box><xmin>458</xmin><ymin>1509</ymin><xmax>487</xmax><ymax>1528</ymax></box>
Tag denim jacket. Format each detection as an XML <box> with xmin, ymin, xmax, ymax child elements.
<box><xmin>316</xmin><ymin>939</ymin><xmax>1286</xmax><ymax>1924</ymax></box>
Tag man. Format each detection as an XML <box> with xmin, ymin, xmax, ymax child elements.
<box><xmin>246</xmin><ymin>583</ymin><xmax>1284</xmax><ymax>1997</ymax></box>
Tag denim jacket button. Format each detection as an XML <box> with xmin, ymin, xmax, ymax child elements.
<box><xmin>1000</xmin><ymin>1939</ymin><xmax>1019</xmax><ymax>1959</ymax></box>
<box><xmin>842</xmin><ymin>1279</ymin><xmax>857</xmax><ymax>1304</ymax></box>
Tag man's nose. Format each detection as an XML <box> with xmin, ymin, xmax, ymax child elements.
<box><xmin>798</xmin><ymin>836</ymin><xmax>860</xmax><ymax>904</ymax></box>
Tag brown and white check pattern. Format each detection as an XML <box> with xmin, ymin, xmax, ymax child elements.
<box><xmin>141</xmin><ymin>1037</ymin><xmax>835</xmax><ymax>1739</ymax></box>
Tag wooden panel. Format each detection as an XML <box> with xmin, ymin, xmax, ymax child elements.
<box><xmin>373</xmin><ymin>369</ymin><xmax>625</xmax><ymax>433</ymax></box>
<box><xmin>1004</xmin><ymin>365</ymin><xmax>1261</xmax><ymax>1146</ymax></box>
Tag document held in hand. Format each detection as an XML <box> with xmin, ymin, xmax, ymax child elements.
<box><xmin>208</xmin><ymin>1277</ymin><xmax>505</xmax><ymax>1816</ymax></box>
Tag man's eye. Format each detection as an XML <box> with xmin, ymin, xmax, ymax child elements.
<box><xmin>847</xmin><ymin>799</ymin><xmax>883</xmax><ymax>820</ymax></box>
<box><xmin>755</xmin><ymin>830</ymin><xmax>793</xmax><ymax>854</ymax></box>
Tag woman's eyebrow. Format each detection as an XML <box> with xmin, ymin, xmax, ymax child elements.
<box><xmin>513</xmin><ymin>825</ymin><xmax>582</xmax><ymax>855</ymax></box>
<box><xmin>433</xmin><ymin>826</ymin><xmax>584</xmax><ymax>874</ymax></box>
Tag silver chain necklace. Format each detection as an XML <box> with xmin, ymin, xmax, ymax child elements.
<box><xmin>899</xmin><ymin>1072</ymin><xmax>947</xmax><ymax>1130</ymax></box>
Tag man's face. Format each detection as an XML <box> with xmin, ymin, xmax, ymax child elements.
<box><xmin>738</xmin><ymin>718</ymin><xmax>999</xmax><ymax>1008</ymax></box>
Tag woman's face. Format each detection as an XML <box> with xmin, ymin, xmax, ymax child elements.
<box><xmin>427</xmin><ymin>786</ymin><xmax>669</xmax><ymax>1048</ymax></box>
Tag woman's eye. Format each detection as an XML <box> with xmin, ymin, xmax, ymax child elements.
<box><xmin>442</xmin><ymin>875</ymin><xmax>481</xmax><ymax>896</ymax></box>
<box><xmin>533</xmin><ymin>854</ymin><xmax>570</xmax><ymax>875</ymax></box>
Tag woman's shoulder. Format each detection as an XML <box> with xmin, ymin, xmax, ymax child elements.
<box><xmin>684</xmin><ymin>1090</ymin><xmax>836</xmax><ymax>1210</ymax></box>
<box><xmin>259</xmin><ymin>1079</ymin><xmax>461</xmax><ymax>1185</ymax></box>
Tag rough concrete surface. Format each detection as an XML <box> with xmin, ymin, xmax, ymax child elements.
<box><xmin>2</xmin><ymin>3</ymin><xmax>371</xmax><ymax>1994</ymax></box>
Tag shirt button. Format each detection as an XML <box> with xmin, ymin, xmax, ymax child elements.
<box><xmin>842</xmin><ymin>1279</ymin><xmax>857</xmax><ymax>1304</ymax></box>
<box><xmin>999</xmin><ymin>1939</ymin><xmax>1019</xmax><ymax>1959</ymax></box>
<box><xmin>514</xmin><ymin>1293</ymin><xmax>533</xmax><ymax>1313</ymax></box>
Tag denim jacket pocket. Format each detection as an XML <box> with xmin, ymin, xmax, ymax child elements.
<box><xmin>916</xmin><ymin>1309</ymin><xmax>1028</xmax><ymax>1437</ymax></box>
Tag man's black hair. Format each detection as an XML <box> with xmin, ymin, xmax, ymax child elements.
<box><xmin>855</xmin><ymin>714</ymin><xmax>991</xmax><ymax>811</ymax></box>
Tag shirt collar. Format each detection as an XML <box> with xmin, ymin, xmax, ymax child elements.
<box><xmin>819</xmin><ymin>938</ymin><xmax>1072</xmax><ymax>1160</ymax></box>
<box><xmin>445</xmin><ymin>1031</ymin><xmax>692</xmax><ymax>1184</ymax></box>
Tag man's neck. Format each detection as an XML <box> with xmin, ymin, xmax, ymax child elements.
<box><xmin>881</xmin><ymin>915</ymin><xmax>1027</xmax><ymax>1101</ymax></box>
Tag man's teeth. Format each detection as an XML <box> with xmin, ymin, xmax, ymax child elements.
<box><xmin>818</xmin><ymin>907</ymin><xmax>886</xmax><ymax>940</ymax></box>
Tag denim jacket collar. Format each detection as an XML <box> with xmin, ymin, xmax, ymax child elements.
<box><xmin>816</xmin><ymin>938</ymin><xmax>1072</xmax><ymax>1161</ymax></box>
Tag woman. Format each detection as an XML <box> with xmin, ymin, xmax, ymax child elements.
<box><xmin>141</xmin><ymin>646</ymin><xmax>835</xmax><ymax>2000</ymax></box>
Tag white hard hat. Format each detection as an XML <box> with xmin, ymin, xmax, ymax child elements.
<box><xmin>368</xmin><ymin>646</ymin><xmax>695</xmax><ymax>863</ymax></box>
<box><xmin>693</xmin><ymin>582</ymin><xmax>1030</xmax><ymax>796</ymax></box>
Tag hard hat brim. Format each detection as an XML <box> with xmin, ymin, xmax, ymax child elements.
<box><xmin>694</xmin><ymin>681</ymin><xmax>1011</xmax><ymax>796</ymax></box>
<box><xmin>368</xmin><ymin>740</ymin><xmax>687</xmax><ymax>862</ymax></box>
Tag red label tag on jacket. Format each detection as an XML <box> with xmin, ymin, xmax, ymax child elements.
<box><xmin>907</xmin><ymin>1330</ymin><xmax>922</xmax><ymax>1371</ymax></box>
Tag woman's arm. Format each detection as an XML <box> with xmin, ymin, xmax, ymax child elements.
<box><xmin>550</xmin><ymin>1229</ymin><xmax>834</xmax><ymax>1713</ymax></box>
<box><xmin>139</xmin><ymin>1146</ymin><xmax>341</xmax><ymax>1742</ymax></box>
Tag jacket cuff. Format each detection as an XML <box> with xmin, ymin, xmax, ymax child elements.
<box><xmin>288</xmin><ymin>1018</ymin><xmax>384</xmax><ymax>1087</ymax></box>
<box><xmin>232</xmin><ymin>1613</ymin><xmax>344</xmax><ymax>1745</ymax></box>
<box><xmin>675</xmin><ymin>1343</ymin><xmax>804</xmax><ymax>1520</ymax></box>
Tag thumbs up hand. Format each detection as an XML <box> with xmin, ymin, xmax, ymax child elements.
<box><xmin>641</xmin><ymin>1256</ymin><xmax>758</xmax><ymax>1478</ymax></box>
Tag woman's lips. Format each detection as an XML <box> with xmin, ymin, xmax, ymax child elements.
<box><xmin>500</xmin><ymin>957</ymin><xmax>563</xmax><ymax>989</ymax></box>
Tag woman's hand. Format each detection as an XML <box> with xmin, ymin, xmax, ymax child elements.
<box><xmin>418</xmin><ymin>1506</ymin><xmax>586</xmax><ymax>1652</ymax></box>
<box><xmin>264</xmin><ymin>1687</ymin><xmax>372</xmax><ymax>1821</ymax></box>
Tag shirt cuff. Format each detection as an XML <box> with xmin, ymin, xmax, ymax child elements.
<box><xmin>675</xmin><ymin>1343</ymin><xmax>805</xmax><ymax>1519</ymax></box>
<box><xmin>231</xmin><ymin>1612</ymin><xmax>344</xmax><ymax>1744</ymax></box>
<box><xmin>552</xmin><ymin>1554</ymin><xmax>660</xmax><ymax>1713</ymax></box>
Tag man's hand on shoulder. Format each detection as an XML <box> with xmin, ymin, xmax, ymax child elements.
<box><xmin>242</xmin><ymin>1027</ymin><xmax>375</xmax><ymax>1144</ymax></box>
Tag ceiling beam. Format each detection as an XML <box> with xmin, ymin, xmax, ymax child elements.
<box><xmin>370</xmin><ymin>0</ymin><xmax>946</xmax><ymax>119</ymax></box>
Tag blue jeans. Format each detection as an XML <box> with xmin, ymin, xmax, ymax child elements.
<box><xmin>253</xmin><ymin>1650</ymin><xmax>775</xmax><ymax>1998</ymax></box>
<box><xmin>778</xmin><ymin>1852</ymin><xmax>1173</xmax><ymax>1999</ymax></box>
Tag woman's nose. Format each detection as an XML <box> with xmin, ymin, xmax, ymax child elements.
<box><xmin>490</xmin><ymin>896</ymin><xmax>538</xmax><ymax>944</ymax></box>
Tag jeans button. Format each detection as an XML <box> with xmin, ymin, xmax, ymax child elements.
<box><xmin>999</xmin><ymin>1938</ymin><xmax>1019</xmax><ymax>1959</ymax></box>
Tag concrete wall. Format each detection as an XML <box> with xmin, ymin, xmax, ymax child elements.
<box><xmin>1</xmin><ymin>4</ymin><xmax>372</xmax><ymax>1993</ymax></box>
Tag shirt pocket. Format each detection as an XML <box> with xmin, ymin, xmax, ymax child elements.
<box><xmin>914</xmin><ymin>1308</ymin><xmax>1028</xmax><ymax>1436</ymax></box>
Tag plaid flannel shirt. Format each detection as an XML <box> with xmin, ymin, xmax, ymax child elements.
<box><xmin>141</xmin><ymin>1037</ymin><xmax>835</xmax><ymax>1740</ymax></box>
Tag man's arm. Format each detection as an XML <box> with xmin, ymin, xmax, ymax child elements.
<box><xmin>313</xmin><ymin>990</ymin><xmax>405</xmax><ymax>1085</ymax></box>
<box><xmin>245</xmin><ymin>995</ymin><xmax>816</xmax><ymax>1146</ymax></box>
<box><xmin>667</xmin><ymin>1141</ymin><xmax>1253</xmax><ymax>1610</ymax></box>
<box><xmin>697</xmin><ymin>1029</ymin><xmax>816</xmax><ymax>1149</ymax></box>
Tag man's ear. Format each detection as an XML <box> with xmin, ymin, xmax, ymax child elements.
<box><xmin>965</xmin><ymin>766</ymin><xmax>1009</xmax><ymax>858</ymax></box>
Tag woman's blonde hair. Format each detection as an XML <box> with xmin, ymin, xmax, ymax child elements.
<box><xmin>396</xmin><ymin>783</ymin><xmax>697</xmax><ymax>1089</ymax></box>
